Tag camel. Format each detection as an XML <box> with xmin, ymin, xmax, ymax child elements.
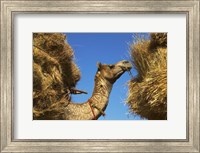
<box><xmin>33</xmin><ymin>33</ymin><xmax>133</xmax><ymax>120</ymax></box>
<box><xmin>65</xmin><ymin>60</ymin><xmax>132</xmax><ymax>120</ymax></box>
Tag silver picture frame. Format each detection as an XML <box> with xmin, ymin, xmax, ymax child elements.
<box><xmin>1</xmin><ymin>0</ymin><xmax>199</xmax><ymax>152</ymax></box>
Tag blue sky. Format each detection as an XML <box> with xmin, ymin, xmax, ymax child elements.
<box><xmin>66</xmin><ymin>33</ymin><xmax>146</xmax><ymax>120</ymax></box>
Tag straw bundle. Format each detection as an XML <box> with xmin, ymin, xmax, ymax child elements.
<box><xmin>33</xmin><ymin>33</ymin><xmax>81</xmax><ymax>119</ymax></box>
<box><xmin>127</xmin><ymin>33</ymin><xmax>167</xmax><ymax>120</ymax></box>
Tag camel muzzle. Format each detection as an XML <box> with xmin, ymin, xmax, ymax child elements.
<box><xmin>117</xmin><ymin>60</ymin><xmax>132</xmax><ymax>71</ymax></box>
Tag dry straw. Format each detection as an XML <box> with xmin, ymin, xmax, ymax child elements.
<box><xmin>127</xmin><ymin>33</ymin><xmax>167</xmax><ymax>120</ymax></box>
<box><xmin>33</xmin><ymin>33</ymin><xmax>81</xmax><ymax>119</ymax></box>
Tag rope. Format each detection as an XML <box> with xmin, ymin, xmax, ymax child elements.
<box><xmin>91</xmin><ymin>104</ymin><xmax>106</xmax><ymax>116</ymax></box>
<box><xmin>88</xmin><ymin>100</ymin><xmax>96</xmax><ymax>120</ymax></box>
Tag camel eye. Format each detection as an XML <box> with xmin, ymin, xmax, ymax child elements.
<box><xmin>109</xmin><ymin>65</ymin><xmax>114</xmax><ymax>69</ymax></box>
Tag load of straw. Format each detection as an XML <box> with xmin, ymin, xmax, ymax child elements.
<box><xmin>127</xmin><ymin>33</ymin><xmax>167</xmax><ymax>120</ymax></box>
<box><xmin>33</xmin><ymin>33</ymin><xmax>81</xmax><ymax>120</ymax></box>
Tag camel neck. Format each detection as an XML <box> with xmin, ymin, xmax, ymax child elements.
<box><xmin>65</xmin><ymin>72</ymin><xmax>114</xmax><ymax>120</ymax></box>
<box><xmin>92</xmin><ymin>72</ymin><xmax>113</xmax><ymax>97</ymax></box>
<box><xmin>89</xmin><ymin>72</ymin><xmax>113</xmax><ymax>111</ymax></box>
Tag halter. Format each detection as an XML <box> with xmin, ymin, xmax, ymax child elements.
<box><xmin>88</xmin><ymin>99</ymin><xmax>96</xmax><ymax>120</ymax></box>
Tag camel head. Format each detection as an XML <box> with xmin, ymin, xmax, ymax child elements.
<box><xmin>97</xmin><ymin>60</ymin><xmax>132</xmax><ymax>84</ymax></box>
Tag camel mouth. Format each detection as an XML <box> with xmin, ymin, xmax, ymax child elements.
<box><xmin>118</xmin><ymin>61</ymin><xmax>132</xmax><ymax>72</ymax></box>
<box><xmin>122</xmin><ymin>64</ymin><xmax>132</xmax><ymax>71</ymax></box>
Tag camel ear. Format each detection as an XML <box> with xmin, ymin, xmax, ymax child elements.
<box><xmin>97</xmin><ymin>62</ymin><xmax>102</xmax><ymax>69</ymax></box>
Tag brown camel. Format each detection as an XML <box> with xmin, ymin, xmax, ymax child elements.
<box><xmin>65</xmin><ymin>60</ymin><xmax>132</xmax><ymax>120</ymax></box>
